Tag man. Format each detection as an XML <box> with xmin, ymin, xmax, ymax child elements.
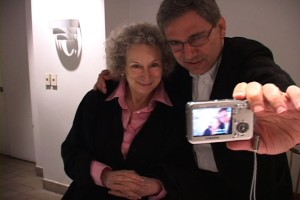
<box><xmin>95</xmin><ymin>0</ymin><xmax>300</xmax><ymax>199</ymax></box>
<box><xmin>217</xmin><ymin>107</ymin><xmax>231</xmax><ymax>134</ymax></box>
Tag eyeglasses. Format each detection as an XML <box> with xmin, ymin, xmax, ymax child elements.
<box><xmin>168</xmin><ymin>25</ymin><xmax>214</xmax><ymax>53</ymax></box>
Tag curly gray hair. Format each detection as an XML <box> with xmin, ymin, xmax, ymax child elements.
<box><xmin>105</xmin><ymin>22</ymin><xmax>175</xmax><ymax>79</ymax></box>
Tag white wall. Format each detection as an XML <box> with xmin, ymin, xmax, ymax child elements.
<box><xmin>104</xmin><ymin>0</ymin><xmax>162</xmax><ymax>37</ymax></box>
<box><xmin>29</xmin><ymin>0</ymin><xmax>106</xmax><ymax>184</ymax></box>
<box><xmin>0</xmin><ymin>0</ymin><xmax>35</xmax><ymax>162</ymax></box>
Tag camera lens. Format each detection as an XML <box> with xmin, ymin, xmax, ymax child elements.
<box><xmin>236</xmin><ymin>122</ymin><xmax>249</xmax><ymax>133</ymax></box>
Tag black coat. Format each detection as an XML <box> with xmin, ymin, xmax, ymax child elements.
<box><xmin>61</xmin><ymin>88</ymin><xmax>195</xmax><ymax>200</ymax></box>
<box><xmin>164</xmin><ymin>37</ymin><xmax>294</xmax><ymax>200</ymax></box>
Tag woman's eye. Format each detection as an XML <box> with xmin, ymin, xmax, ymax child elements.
<box><xmin>131</xmin><ymin>64</ymin><xmax>140</xmax><ymax>68</ymax></box>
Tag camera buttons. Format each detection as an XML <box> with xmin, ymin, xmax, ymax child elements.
<box><xmin>236</xmin><ymin>122</ymin><xmax>249</xmax><ymax>133</ymax></box>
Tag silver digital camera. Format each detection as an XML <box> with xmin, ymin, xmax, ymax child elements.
<box><xmin>186</xmin><ymin>99</ymin><xmax>254</xmax><ymax>144</ymax></box>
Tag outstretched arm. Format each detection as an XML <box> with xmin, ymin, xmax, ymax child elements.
<box><xmin>228</xmin><ymin>82</ymin><xmax>300</xmax><ymax>155</ymax></box>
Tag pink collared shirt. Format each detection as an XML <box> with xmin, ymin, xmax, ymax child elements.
<box><xmin>91</xmin><ymin>80</ymin><xmax>172</xmax><ymax>199</ymax></box>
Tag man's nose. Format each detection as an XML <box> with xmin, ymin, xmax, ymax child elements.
<box><xmin>183</xmin><ymin>43</ymin><xmax>197</xmax><ymax>59</ymax></box>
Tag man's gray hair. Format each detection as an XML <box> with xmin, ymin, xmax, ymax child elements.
<box><xmin>156</xmin><ymin>0</ymin><xmax>221</xmax><ymax>33</ymax></box>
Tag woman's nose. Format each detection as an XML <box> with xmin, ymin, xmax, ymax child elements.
<box><xmin>142</xmin><ymin>69</ymin><xmax>150</xmax><ymax>81</ymax></box>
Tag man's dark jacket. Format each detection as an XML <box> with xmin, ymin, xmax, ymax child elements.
<box><xmin>164</xmin><ymin>37</ymin><xmax>294</xmax><ymax>200</ymax></box>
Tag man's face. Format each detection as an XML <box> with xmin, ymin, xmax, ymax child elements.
<box><xmin>163</xmin><ymin>10</ymin><xmax>226</xmax><ymax>75</ymax></box>
<box><xmin>218</xmin><ymin>110</ymin><xmax>229</xmax><ymax>123</ymax></box>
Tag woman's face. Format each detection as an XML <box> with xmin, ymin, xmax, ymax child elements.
<box><xmin>125</xmin><ymin>44</ymin><xmax>163</xmax><ymax>98</ymax></box>
<box><xmin>211</xmin><ymin>117</ymin><xmax>220</xmax><ymax>130</ymax></box>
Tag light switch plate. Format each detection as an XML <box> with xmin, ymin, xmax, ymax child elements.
<box><xmin>50</xmin><ymin>74</ymin><xmax>57</xmax><ymax>86</ymax></box>
<box><xmin>45</xmin><ymin>73</ymin><xmax>51</xmax><ymax>86</ymax></box>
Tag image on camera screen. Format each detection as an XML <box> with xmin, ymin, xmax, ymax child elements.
<box><xmin>192</xmin><ymin>107</ymin><xmax>232</xmax><ymax>137</ymax></box>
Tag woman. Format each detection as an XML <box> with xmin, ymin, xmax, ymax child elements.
<box><xmin>61</xmin><ymin>23</ymin><xmax>194</xmax><ymax>199</ymax></box>
<box><xmin>203</xmin><ymin>116</ymin><xmax>221</xmax><ymax>136</ymax></box>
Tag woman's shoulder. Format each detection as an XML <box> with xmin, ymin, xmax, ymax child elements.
<box><xmin>84</xmin><ymin>89</ymin><xmax>106</xmax><ymax>100</ymax></box>
<box><xmin>79</xmin><ymin>89</ymin><xmax>113</xmax><ymax>109</ymax></box>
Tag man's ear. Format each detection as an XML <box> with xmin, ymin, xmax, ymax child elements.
<box><xmin>218</xmin><ymin>17</ymin><xmax>226</xmax><ymax>39</ymax></box>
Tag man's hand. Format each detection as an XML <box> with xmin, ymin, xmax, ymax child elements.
<box><xmin>228</xmin><ymin>82</ymin><xmax>300</xmax><ymax>155</ymax></box>
<box><xmin>93</xmin><ymin>69</ymin><xmax>112</xmax><ymax>94</ymax></box>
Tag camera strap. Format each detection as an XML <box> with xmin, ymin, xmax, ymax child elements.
<box><xmin>250</xmin><ymin>134</ymin><xmax>260</xmax><ymax>200</ymax></box>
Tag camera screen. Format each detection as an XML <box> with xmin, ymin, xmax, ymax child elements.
<box><xmin>192</xmin><ymin>107</ymin><xmax>233</xmax><ymax>137</ymax></box>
